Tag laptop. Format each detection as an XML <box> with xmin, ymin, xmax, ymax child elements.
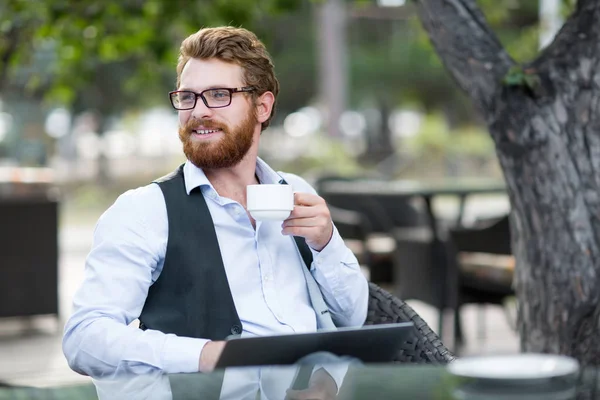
<box><xmin>215</xmin><ymin>322</ymin><xmax>415</xmax><ymax>368</ymax></box>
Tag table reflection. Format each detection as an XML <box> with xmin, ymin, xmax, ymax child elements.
<box><xmin>2</xmin><ymin>358</ymin><xmax>599</xmax><ymax>399</ymax></box>
<box><xmin>92</xmin><ymin>352</ymin><xmax>357</xmax><ymax>400</ymax></box>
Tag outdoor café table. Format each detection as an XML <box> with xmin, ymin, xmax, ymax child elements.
<box><xmin>0</xmin><ymin>362</ymin><xmax>597</xmax><ymax>400</ymax></box>
<box><xmin>318</xmin><ymin>178</ymin><xmax>508</xmax><ymax>232</ymax></box>
<box><xmin>319</xmin><ymin>179</ymin><xmax>507</xmax><ymax>337</ymax></box>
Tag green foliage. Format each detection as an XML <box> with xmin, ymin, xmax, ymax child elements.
<box><xmin>274</xmin><ymin>134</ymin><xmax>365</xmax><ymax>177</ymax></box>
<box><xmin>503</xmin><ymin>24</ymin><xmax>541</xmax><ymax>62</ymax></box>
<box><xmin>0</xmin><ymin>0</ymin><xmax>571</xmax><ymax>134</ymax></box>
<box><xmin>346</xmin><ymin>0</ymin><xmax>546</xmax><ymax>124</ymax></box>
<box><xmin>404</xmin><ymin>114</ymin><xmax>496</xmax><ymax>158</ymax></box>
<box><xmin>502</xmin><ymin>64</ymin><xmax>541</xmax><ymax>92</ymax></box>
<box><xmin>260</xmin><ymin>4</ymin><xmax>319</xmax><ymax>117</ymax></box>
<box><xmin>476</xmin><ymin>0</ymin><xmax>541</xmax><ymax>62</ymax></box>
<box><xmin>348</xmin><ymin>16</ymin><xmax>470</xmax><ymax>118</ymax></box>
<box><xmin>561</xmin><ymin>0</ymin><xmax>577</xmax><ymax>17</ymax></box>
<box><xmin>0</xmin><ymin>0</ymin><xmax>304</xmax><ymax>113</ymax></box>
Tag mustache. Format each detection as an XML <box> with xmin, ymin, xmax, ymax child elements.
<box><xmin>184</xmin><ymin>119</ymin><xmax>226</xmax><ymax>131</ymax></box>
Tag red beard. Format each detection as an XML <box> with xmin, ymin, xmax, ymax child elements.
<box><xmin>179</xmin><ymin>110</ymin><xmax>257</xmax><ymax>169</ymax></box>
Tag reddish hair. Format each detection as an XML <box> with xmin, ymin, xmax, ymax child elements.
<box><xmin>177</xmin><ymin>27</ymin><xmax>280</xmax><ymax>131</ymax></box>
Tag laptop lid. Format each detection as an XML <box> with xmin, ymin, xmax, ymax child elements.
<box><xmin>215</xmin><ymin>322</ymin><xmax>415</xmax><ymax>368</ymax></box>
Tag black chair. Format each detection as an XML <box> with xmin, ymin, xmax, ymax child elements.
<box><xmin>365</xmin><ymin>282</ymin><xmax>456</xmax><ymax>364</ymax></box>
<box><xmin>391</xmin><ymin>225</ymin><xmax>456</xmax><ymax>343</ymax></box>
<box><xmin>329</xmin><ymin>205</ymin><xmax>373</xmax><ymax>267</ymax></box>
<box><xmin>392</xmin><ymin>214</ymin><xmax>513</xmax><ymax>348</ymax></box>
<box><xmin>447</xmin><ymin>214</ymin><xmax>514</xmax><ymax>344</ymax></box>
<box><xmin>450</xmin><ymin>215</ymin><xmax>511</xmax><ymax>255</ymax></box>
<box><xmin>0</xmin><ymin>198</ymin><xmax>59</xmax><ymax>320</ymax></box>
<box><xmin>318</xmin><ymin>177</ymin><xmax>429</xmax><ymax>284</ymax></box>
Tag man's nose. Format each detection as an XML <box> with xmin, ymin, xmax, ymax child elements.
<box><xmin>191</xmin><ymin>97</ymin><xmax>214</xmax><ymax>120</ymax></box>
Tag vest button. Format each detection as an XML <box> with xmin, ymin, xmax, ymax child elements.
<box><xmin>230</xmin><ymin>324</ymin><xmax>242</xmax><ymax>335</ymax></box>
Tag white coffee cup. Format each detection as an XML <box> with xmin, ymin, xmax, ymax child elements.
<box><xmin>247</xmin><ymin>184</ymin><xmax>294</xmax><ymax>221</ymax></box>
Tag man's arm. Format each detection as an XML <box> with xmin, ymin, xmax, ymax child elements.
<box><xmin>62</xmin><ymin>185</ymin><xmax>212</xmax><ymax>377</ymax></box>
<box><xmin>306</xmin><ymin>223</ymin><xmax>369</xmax><ymax>327</ymax></box>
<box><xmin>280</xmin><ymin>174</ymin><xmax>369</xmax><ymax>328</ymax></box>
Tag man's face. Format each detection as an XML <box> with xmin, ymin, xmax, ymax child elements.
<box><xmin>177</xmin><ymin>58</ymin><xmax>259</xmax><ymax>169</ymax></box>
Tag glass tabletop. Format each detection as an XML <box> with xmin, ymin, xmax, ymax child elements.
<box><xmin>1</xmin><ymin>361</ymin><xmax>598</xmax><ymax>400</ymax></box>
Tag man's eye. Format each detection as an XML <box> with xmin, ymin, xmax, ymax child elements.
<box><xmin>180</xmin><ymin>93</ymin><xmax>195</xmax><ymax>101</ymax></box>
<box><xmin>210</xmin><ymin>90</ymin><xmax>229</xmax><ymax>99</ymax></box>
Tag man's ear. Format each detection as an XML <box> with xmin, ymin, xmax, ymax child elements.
<box><xmin>255</xmin><ymin>91</ymin><xmax>275</xmax><ymax>124</ymax></box>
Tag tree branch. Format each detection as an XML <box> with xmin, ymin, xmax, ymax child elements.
<box><xmin>411</xmin><ymin>0</ymin><xmax>514</xmax><ymax>113</ymax></box>
<box><xmin>534</xmin><ymin>0</ymin><xmax>600</xmax><ymax>76</ymax></box>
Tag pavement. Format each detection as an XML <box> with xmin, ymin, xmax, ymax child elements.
<box><xmin>0</xmin><ymin>194</ymin><xmax>519</xmax><ymax>388</ymax></box>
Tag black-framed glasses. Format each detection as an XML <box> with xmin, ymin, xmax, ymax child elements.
<box><xmin>168</xmin><ymin>86</ymin><xmax>256</xmax><ymax>110</ymax></box>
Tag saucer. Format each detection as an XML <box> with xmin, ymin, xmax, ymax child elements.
<box><xmin>447</xmin><ymin>354</ymin><xmax>579</xmax><ymax>381</ymax></box>
<box><xmin>249</xmin><ymin>209</ymin><xmax>291</xmax><ymax>221</ymax></box>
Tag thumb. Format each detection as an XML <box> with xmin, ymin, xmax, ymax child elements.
<box><xmin>285</xmin><ymin>388</ymin><xmax>318</xmax><ymax>400</ymax></box>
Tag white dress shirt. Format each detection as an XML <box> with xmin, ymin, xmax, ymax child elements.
<box><xmin>63</xmin><ymin>158</ymin><xmax>368</xmax><ymax>378</ymax></box>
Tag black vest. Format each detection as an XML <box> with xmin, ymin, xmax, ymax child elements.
<box><xmin>138</xmin><ymin>165</ymin><xmax>314</xmax><ymax>340</ymax></box>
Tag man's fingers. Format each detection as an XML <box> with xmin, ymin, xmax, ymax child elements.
<box><xmin>283</xmin><ymin>218</ymin><xmax>321</xmax><ymax>228</ymax></box>
<box><xmin>281</xmin><ymin>226</ymin><xmax>316</xmax><ymax>237</ymax></box>
<box><xmin>287</xmin><ymin>205</ymin><xmax>330</xmax><ymax>221</ymax></box>
<box><xmin>294</xmin><ymin>192</ymin><xmax>325</xmax><ymax>207</ymax></box>
<box><xmin>287</xmin><ymin>205</ymin><xmax>313</xmax><ymax>219</ymax></box>
<box><xmin>285</xmin><ymin>388</ymin><xmax>322</xmax><ymax>400</ymax></box>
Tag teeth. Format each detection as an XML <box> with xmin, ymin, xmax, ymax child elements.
<box><xmin>195</xmin><ymin>129</ymin><xmax>219</xmax><ymax>135</ymax></box>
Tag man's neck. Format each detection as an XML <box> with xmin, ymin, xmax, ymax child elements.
<box><xmin>202</xmin><ymin>154</ymin><xmax>260</xmax><ymax>207</ymax></box>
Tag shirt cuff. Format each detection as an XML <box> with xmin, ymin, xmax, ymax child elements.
<box><xmin>309</xmin><ymin>225</ymin><xmax>349</xmax><ymax>269</ymax></box>
<box><xmin>316</xmin><ymin>363</ymin><xmax>350</xmax><ymax>394</ymax></box>
<box><xmin>309</xmin><ymin>224</ymin><xmax>359</xmax><ymax>293</ymax></box>
<box><xmin>161</xmin><ymin>335</ymin><xmax>209</xmax><ymax>374</ymax></box>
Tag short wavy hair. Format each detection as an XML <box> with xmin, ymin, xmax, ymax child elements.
<box><xmin>176</xmin><ymin>26</ymin><xmax>280</xmax><ymax>131</ymax></box>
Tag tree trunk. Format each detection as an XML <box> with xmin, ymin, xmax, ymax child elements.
<box><xmin>362</xmin><ymin>98</ymin><xmax>395</xmax><ymax>164</ymax></box>
<box><xmin>413</xmin><ymin>0</ymin><xmax>600</xmax><ymax>366</ymax></box>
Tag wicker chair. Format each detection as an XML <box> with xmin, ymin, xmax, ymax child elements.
<box><xmin>365</xmin><ymin>282</ymin><xmax>456</xmax><ymax>364</ymax></box>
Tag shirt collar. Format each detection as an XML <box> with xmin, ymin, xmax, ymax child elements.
<box><xmin>255</xmin><ymin>157</ymin><xmax>284</xmax><ymax>185</ymax></box>
<box><xmin>183</xmin><ymin>157</ymin><xmax>282</xmax><ymax>195</ymax></box>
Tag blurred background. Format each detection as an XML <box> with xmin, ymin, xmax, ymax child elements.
<box><xmin>0</xmin><ymin>0</ymin><xmax>563</xmax><ymax>389</ymax></box>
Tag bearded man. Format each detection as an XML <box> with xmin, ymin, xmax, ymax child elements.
<box><xmin>62</xmin><ymin>27</ymin><xmax>368</xmax><ymax>392</ymax></box>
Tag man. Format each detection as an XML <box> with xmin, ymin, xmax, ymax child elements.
<box><xmin>63</xmin><ymin>26</ymin><xmax>369</xmax><ymax>381</ymax></box>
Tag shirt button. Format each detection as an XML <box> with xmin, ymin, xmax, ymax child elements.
<box><xmin>231</xmin><ymin>324</ymin><xmax>242</xmax><ymax>335</ymax></box>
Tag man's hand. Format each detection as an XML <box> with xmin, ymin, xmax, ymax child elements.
<box><xmin>285</xmin><ymin>368</ymin><xmax>338</xmax><ymax>400</ymax></box>
<box><xmin>282</xmin><ymin>192</ymin><xmax>333</xmax><ymax>252</ymax></box>
<box><xmin>198</xmin><ymin>341</ymin><xmax>226</xmax><ymax>373</ymax></box>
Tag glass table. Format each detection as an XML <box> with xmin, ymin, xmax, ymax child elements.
<box><xmin>1</xmin><ymin>359</ymin><xmax>598</xmax><ymax>400</ymax></box>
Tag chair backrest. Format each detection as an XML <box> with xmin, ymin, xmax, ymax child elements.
<box><xmin>321</xmin><ymin>192</ymin><xmax>397</xmax><ymax>233</ymax></box>
<box><xmin>391</xmin><ymin>228</ymin><xmax>458</xmax><ymax>310</ymax></box>
<box><xmin>449</xmin><ymin>215</ymin><xmax>511</xmax><ymax>255</ymax></box>
<box><xmin>319</xmin><ymin>188</ymin><xmax>428</xmax><ymax>234</ymax></box>
<box><xmin>329</xmin><ymin>205</ymin><xmax>372</xmax><ymax>241</ymax></box>
<box><xmin>365</xmin><ymin>282</ymin><xmax>456</xmax><ymax>364</ymax></box>
<box><xmin>0</xmin><ymin>199</ymin><xmax>59</xmax><ymax>318</ymax></box>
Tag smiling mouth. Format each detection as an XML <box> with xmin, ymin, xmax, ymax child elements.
<box><xmin>193</xmin><ymin>128</ymin><xmax>222</xmax><ymax>135</ymax></box>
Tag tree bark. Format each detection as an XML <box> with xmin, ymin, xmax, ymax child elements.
<box><xmin>414</xmin><ymin>0</ymin><xmax>600</xmax><ymax>366</ymax></box>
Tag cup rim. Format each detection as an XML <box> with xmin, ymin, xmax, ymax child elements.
<box><xmin>247</xmin><ymin>206</ymin><xmax>294</xmax><ymax>211</ymax></box>
<box><xmin>247</xmin><ymin>183</ymin><xmax>292</xmax><ymax>188</ymax></box>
